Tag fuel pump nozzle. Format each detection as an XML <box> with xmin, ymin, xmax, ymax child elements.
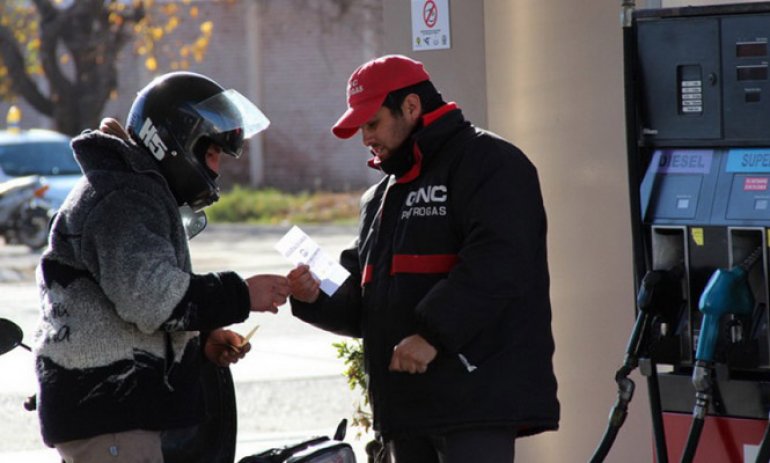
<box><xmin>590</xmin><ymin>265</ymin><xmax>683</xmax><ymax>463</ymax></box>
<box><xmin>679</xmin><ymin>247</ymin><xmax>761</xmax><ymax>463</ymax></box>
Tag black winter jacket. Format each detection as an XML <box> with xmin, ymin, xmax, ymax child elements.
<box><xmin>34</xmin><ymin>131</ymin><xmax>250</xmax><ymax>445</ymax></box>
<box><xmin>292</xmin><ymin>105</ymin><xmax>559</xmax><ymax>438</ymax></box>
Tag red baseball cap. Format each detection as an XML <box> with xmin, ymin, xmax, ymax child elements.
<box><xmin>332</xmin><ymin>55</ymin><xmax>431</xmax><ymax>139</ymax></box>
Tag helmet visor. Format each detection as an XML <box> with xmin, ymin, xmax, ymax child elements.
<box><xmin>192</xmin><ymin>89</ymin><xmax>270</xmax><ymax>140</ymax></box>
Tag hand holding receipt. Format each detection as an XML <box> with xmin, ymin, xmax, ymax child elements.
<box><xmin>275</xmin><ymin>226</ymin><xmax>350</xmax><ymax>296</ymax></box>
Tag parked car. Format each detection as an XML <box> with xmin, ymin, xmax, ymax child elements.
<box><xmin>0</xmin><ymin>129</ymin><xmax>81</xmax><ymax>211</ymax></box>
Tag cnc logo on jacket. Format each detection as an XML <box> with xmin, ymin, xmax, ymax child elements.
<box><xmin>138</xmin><ymin>117</ymin><xmax>169</xmax><ymax>161</ymax></box>
<box><xmin>401</xmin><ymin>184</ymin><xmax>448</xmax><ymax>219</ymax></box>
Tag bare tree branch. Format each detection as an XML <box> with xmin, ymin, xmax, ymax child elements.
<box><xmin>0</xmin><ymin>24</ymin><xmax>52</xmax><ymax>116</ymax></box>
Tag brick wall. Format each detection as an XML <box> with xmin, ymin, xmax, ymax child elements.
<box><xmin>256</xmin><ymin>0</ymin><xmax>384</xmax><ymax>192</ymax></box>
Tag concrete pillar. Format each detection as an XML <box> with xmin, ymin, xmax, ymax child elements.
<box><xmin>245</xmin><ymin>0</ymin><xmax>265</xmax><ymax>187</ymax></box>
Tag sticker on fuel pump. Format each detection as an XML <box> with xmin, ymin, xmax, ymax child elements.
<box><xmin>691</xmin><ymin>227</ymin><xmax>704</xmax><ymax>246</ymax></box>
<box><xmin>744</xmin><ymin>177</ymin><xmax>769</xmax><ymax>191</ymax></box>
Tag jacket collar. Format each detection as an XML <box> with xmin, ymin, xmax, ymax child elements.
<box><xmin>398</xmin><ymin>102</ymin><xmax>466</xmax><ymax>184</ymax></box>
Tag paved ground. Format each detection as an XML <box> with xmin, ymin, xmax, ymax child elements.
<box><xmin>0</xmin><ymin>223</ymin><xmax>373</xmax><ymax>462</ymax></box>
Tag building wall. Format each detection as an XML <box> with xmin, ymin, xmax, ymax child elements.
<box><xmin>255</xmin><ymin>0</ymin><xmax>384</xmax><ymax>192</ymax></box>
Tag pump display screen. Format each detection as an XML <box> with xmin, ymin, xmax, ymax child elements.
<box><xmin>737</xmin><ymin>64</ymin><xmax>769</xmax><ymax>81</ymax></box>
<box><xmin>737</xmin><ymin>41</ymin><xmax>768</xmax><ymax>57</ymax></box>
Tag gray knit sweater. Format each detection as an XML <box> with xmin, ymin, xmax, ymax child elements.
<box><xmin>33</xmin><ymin>130</ymin><xmax>250</xmax><ymax>445</ymax></box>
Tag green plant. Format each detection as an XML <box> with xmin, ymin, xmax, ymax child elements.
<box><xmin>333</xmin><ymin>338</ymin><xmax>372</xmax><ymax>434</ymax></box>
<box><xmin>206</xmin><ymin>186</ymin><xmax>360</xmax><ymax>224</ymax></box>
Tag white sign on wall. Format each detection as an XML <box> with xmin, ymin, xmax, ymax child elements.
<box><xmin>411</xmin><ymin>0</ymin><xmax>451</xmax><ymax>51</ymax></box>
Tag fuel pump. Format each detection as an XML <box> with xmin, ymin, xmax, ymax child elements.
<box><xmin>680</xmin><ymin>248</ymin><xmax>760</xmax><ymax>463</ymax></box>
<box><xmin>616</xmin><ymin>1</ymin><xmax>770</xmax><ymax>461</ymax></box>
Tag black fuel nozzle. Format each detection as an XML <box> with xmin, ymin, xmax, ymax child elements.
<box><xmin>625</xmin><ymin>265</ymin><xmax>685</xmax><ymax>366</ymax></box>
<box><xmin>590</xmin><ymin>265</ymin><xmax>684</xmax><ymax>463</ymax></box>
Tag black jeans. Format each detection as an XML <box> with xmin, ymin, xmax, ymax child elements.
<box><xmin>386</xmin><ymin>427</ymin><xmax>517</xmax><ymax>463</ymax></box>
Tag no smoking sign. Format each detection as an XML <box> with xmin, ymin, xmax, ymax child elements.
<box><xmin>411</xmin><ymin>0</ymin><xmax>451</xmax><ymax>51</ymax></box>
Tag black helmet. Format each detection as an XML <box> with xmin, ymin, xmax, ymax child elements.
<box><xmin>126</xmin><ymin>72</ymin><xmax>269</xmax><ymax>211</ymax></box>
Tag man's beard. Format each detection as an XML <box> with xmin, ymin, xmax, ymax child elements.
<box><xmin>378</xmin><ymin>141</ymin><xmax>413</xmax><ymax>177</ymax></box>
<box><xmin>376</xmin><ymin>122</ymin><xmax>422</xmax><ymax>177</ymax></box>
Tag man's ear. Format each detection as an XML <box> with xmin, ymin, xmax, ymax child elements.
<box><xmin>402</xmin><ymin>93</ymin><xmax>422</xmax><ymax>122</ymax></box>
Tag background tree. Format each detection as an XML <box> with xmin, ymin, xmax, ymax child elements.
<box><xmin>0</xmin><ymin>0</ymin><xmax>218</xmax><ymax>136</ymax></box>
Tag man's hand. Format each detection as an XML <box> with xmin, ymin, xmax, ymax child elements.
<box><xmin>287</xmin><ymin>264</ymin><xmax>321</xmax><ymax>303</ymax></box>
<box><xmin>389</xmin><ymin>334</ymin><xmax>437</xmax><ymax>374</ymax></box>
<box><xmin>246</xmin><ymin>274</ymin><xmax>289</xmax><ymax>313</ymax></box>
<box><xmin>204</xmin><ymin>328</ymin><xmax>251</xmax><ymax>367</ymax></box>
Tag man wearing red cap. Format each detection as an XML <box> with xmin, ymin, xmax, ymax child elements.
<box><xmin>288</xmin><ymin>55</ymin><xmax>559</xmax><ymax>462</ymax></box>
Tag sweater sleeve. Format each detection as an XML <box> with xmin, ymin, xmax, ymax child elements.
<box><xmin>81</xmin><ymin>188</ymin><xmax>247</xmax><ymax>334</ymax></box>
<box><xmin>162</xmin><ymin>271</ymin><xmax>250</xmax><ymax>331</ymax></box>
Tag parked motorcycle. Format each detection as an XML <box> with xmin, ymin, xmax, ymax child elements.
<box><xmin>0</xmin><ymin>175</ymin><xmax>53</xmax><ymax>250</ymax></box>
<box><xmin>0</xmin><ymin>317</ymin><xmax>357</xmax><ymax>463</ymax></box>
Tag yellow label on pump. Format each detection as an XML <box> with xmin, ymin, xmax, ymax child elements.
<box><xmin>691</xmin><ymin>228</ymin><xmax>704</xmax><ymax>246</ymax></box>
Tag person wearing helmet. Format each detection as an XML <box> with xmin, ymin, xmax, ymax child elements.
<box><xmin>33</xmin><ymin>72</ymin><xmax>288</xmax><ymax>463</ymax></box>
<box><xmin>287</xmin><ymin>55</ymin><xmax>559</xmax><ymax>462</ymax></box>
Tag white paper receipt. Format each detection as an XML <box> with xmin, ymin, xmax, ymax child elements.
<box><xmin>275</xmin><ymin>226</ymin><xmax>350</xmax><ymax>296</ymax></box>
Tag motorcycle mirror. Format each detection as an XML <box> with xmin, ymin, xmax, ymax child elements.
<box><xmin>180</xmin><ymin>205</ymin><xmax>208</xmax><ymax>240</ymax></box>
<box><xmin>333</xmin><ymin>418</ymin><xmax>347</xmax><ymax>441</ymax></box>
<box><xmin>0</xmin><ymin>318</ymin><xmax>24</xmax><ymax>355</ymax></box>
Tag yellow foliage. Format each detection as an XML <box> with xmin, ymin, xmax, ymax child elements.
<box><xmin>165</xmin><ymin>16</ymin><xmax>179</xmax><ymax>33</ymax></box>
<box><xmin>200</xmin><ymin>21</ymin><xmax>213</xmax><ymax>35</ymax></box>
<box><xmin>6</xmin><ymin>105</ymin><xmax>21</xmax><ymax>125</ymax></box>
<box><xmin>109</xmin><ymin>12</ymin><xmax>124</xmax><ymax>26</ymax></box>
<box><xmin>163</xmin><ymin>4</ymin><xmax>179</xmax><ymax>16</ymax></box>
<box><xmin>151</xmin><ymin>27</ymin><xmax>164</xmax><ymax>40</ymax></box>
<box><xmin>190</xmin><ymin>6</ymin><xmax>199</xmax><ymax>18</ymax></box>
<box><xmin>145</xmin><ymin>56</ymin><xmax>158</xmax><ymax>71</ymax></box>
<box><xmin>195</xmin><ymin>37</ymin><xmax>209</xmax><ymax>50</ymax></box>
